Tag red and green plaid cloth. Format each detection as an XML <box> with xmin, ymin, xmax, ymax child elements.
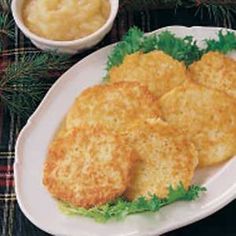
<box><xmin>0</xmin><ymin>3</ymin><xmax>236</xmax><ymax>236</ymax></box>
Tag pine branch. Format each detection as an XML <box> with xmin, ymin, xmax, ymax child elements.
<box><xmin>119</xmin><ymin>0</ymin><xmax>236</xmax><ymax>27</ymax></box>
<box><xmin>0</xmin><ymin>81</ymin><xmax>49</xmax><ymax>118</ymax></box>
<box><xmin>0</xmin><ymin>53</ymin><xmax>72</xmax><ymax>119</ymax></box>
<box><xmin>0</xmin><ymin>0</ymin><xmax>11</xmax><ymax>12</ymax></box>
<box><xmin>195</xmin><ymin>1</ymin><xmax>236</xmax><ymax>27</ymax></box>
<box><xmin>119</xmin><ymin>0</ymin><xmax>183</xmax><ymax>10</ymax></box>
<box><xmin>120</xmin><ymin>0</ymin><xmax>235</xmax><ymax>10</ymax></box>
<box><xmin>0</xmin><ymin>13</ymin><xmax>14</xmax><ymax>51</ymax></box>
<box><xmin>0</xmin><ymin>54</ymin><xmax>71</xmax><ymax>86</ymax></box>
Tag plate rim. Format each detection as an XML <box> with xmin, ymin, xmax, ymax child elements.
<box><xmin>14</xmin><ymin>25</ymin><xmax>236</xmax><ymax>236</ymax></box>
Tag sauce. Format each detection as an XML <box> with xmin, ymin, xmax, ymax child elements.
<box><xmin>22</xmin><ymin>0</ymin><xmax>110</xmax><ymax>41</ymax></box>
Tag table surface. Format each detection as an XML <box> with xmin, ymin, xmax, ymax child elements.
<box><xmin>0</xmin><ymin>4</ymin><xmax>236</xmax><ymax>236</ymax></box>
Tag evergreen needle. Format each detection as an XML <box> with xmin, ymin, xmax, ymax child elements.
<box><xmin>0</xmin><ymin>53</ymin><xmax>72</xmax><ymax>118</ymax></box>
<box><xmin>0</xmin><ymin>13</ymin><xmax>14</xmax><ymax>51</ymax></box>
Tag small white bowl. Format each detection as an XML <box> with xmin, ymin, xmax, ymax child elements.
<box><xmin>11</xmin><ymin>0</ymin><xmax>119</xmax><ymax>54</ymax></box>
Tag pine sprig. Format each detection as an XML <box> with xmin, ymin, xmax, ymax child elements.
<box><xmin>0</xmin><ymin>13</ymin><xmax>14</xmax><ymax>51</ymax></box>
<box><xmin>0</xmin><ymin>0</ymin><xmax>11</xmax><ymax>13</ymax></box>
<box><xmin>0</xmin><ymin>80</ymin><xmax>49</xmax><ymax>118</ymax></box>
<box><xmin>120</xmin><ymin>0</ymin><xmax>236</xmax><ymax>10</ymax></box>
<box><xmin>2</xmin><ymin>53</ymin><xmax>71</xmax><ymax>84</ymax></box>
<box><xmin>0</xmin><ymin>53</ymin><xmax>72</xmax><ymax>118</ymax></box>
<box><xmin>120</xmin><ymin>0</ymin><xmax>191</xmax><ymax>10</ymax></box>
<box><xmin>195</xmin><ymin>2</ymin><xmax>236</xmax><ymax>28</ymax></box>
<box><xmin>59</xmin><ymin>183</ymin><xmax>206</xmax><ymax>222</ymax></box>
<box><xmin>120</xmin><ymin>0</ymin><xmax>236</xmax><ymax>27</ymax></box>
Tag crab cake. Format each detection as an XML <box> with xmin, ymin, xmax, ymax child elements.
<box><xmin>159</xmin><ymin>81</ymin><xmax>236</xmax><ymax>167</ymax></box>
<box><xmin>122</xmin><ymin>118</ymin><xmax>198</xmax><ymax>200</ymax></box>
<box><xmin>43</xmin><ymin>125</ymin><xmax>136</xmax><ymax>208</ymax></box>
<box><xmin>189</xmin><ymin>52</ymin><xmax>236</xmax><ymax>98</ymax></box>
<box><xmin>108</xmin><ymin>51</ymin><xmax>187</xmax><ymax>98</ymax></box>
<box><xmin>66</xmin><ymin>81</ymin><xmax>161</xmax><ymax>131</ymax></box>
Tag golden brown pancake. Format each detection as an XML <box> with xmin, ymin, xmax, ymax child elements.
<box><xmin>108</xmin><ymin>51</ymin><xmax>187</xmax><ymax>97</ymax></box>
<box><xmin>66</xmin><ymin>81</ymin><xmax>161</xmax><ymax>132</ymax></box>
<box><xmin>159</xmin><ymin>81</ymin><xmax>236</xmax><ymax>167</ymax></box>
<box><xmin>189</xmin><ymin>52</ymin><xmax>236</xmax><ymax>98</ymax></box>
<box><xmin>121</xmin><ymin>118</ymin><xmax>198</xmax><ymax>200</ymax></box>
<box><xmin>43</xmin><ymin>125</ymin><xmax>137</xmax><ymax>208</ymax></box>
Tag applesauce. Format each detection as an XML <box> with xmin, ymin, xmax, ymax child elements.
<box><xmin>22</xmin><ymin>0</ymin><xmax>110</xmax><ymax>41</ymax></box>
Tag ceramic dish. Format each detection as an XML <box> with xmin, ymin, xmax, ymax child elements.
<box><xmin>15</xmin><ymin>26</ymin><xmax>236</xmax><ymax>236</ymax></box>
<box><xmin>11</xmin><ymin>0</ymin><xmax>119</xmax><ymax>54</ymax></box>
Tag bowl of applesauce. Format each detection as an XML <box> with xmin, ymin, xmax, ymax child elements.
<box><xmin>11</xmin><ymin>0</ymin><xmax>119</xmax><ymax>54</ymax></box>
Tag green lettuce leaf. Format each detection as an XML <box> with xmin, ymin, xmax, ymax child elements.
<box><xmin>58</xmin><ymin>183</ymin><xmax>206</xmax><ymax>223</ymax></box>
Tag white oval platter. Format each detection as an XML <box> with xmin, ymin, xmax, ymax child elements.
<box><xmin>15</xmin><ymin>26</ymin><xmax>236</xmax><ymax>236</ymax></box>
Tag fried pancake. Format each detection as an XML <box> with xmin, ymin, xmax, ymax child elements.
<box><xmin>43</xmin><ymin>125</ymin><xmax>136</xmax><ymax>208</ymax></box>
<box><xmin>122</xmin><ymin>118</ymin><xmax>198</xmax><ymax>200</ymax></box>
<box><xmin>108</xmin><ymin>51</ymin><xmax>187</xmax><ymax>97</ymax></box>
<box><xmin>66</xmin><ymin>81</ymin><xmax>161</xmax><ymax>132</ymax></box>
<box><xmin>189</xmin><ymin>52</ymin><xmax>236</xmax><ymax>98</ymax></box>
<box><xmin>159</xmin><ymin>81</ymin><xmax>236</xmax><ymax>167</ymax></box>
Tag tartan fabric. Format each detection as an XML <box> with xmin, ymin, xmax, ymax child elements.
<box><xmin>0</xmin><ymin>1</ymin><xmax>236</xmax><ymax>236</ymax></box>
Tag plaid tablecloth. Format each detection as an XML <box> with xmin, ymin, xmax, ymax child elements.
<box><xmin>0</xmin><ymin>2</ymin><xmax>236</xmax><ymax>236</ymax></box>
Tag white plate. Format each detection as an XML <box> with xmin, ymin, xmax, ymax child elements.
<box><xmin>15</xmin><ymin>26</ymin><xmax>236</xmax><ymax>236</ymax></box>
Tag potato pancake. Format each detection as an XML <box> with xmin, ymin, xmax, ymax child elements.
<box><xmin>66</xmin><ymin>81</ymin><xmax>161</xmax><ymax>132</ymax></box>
<box><xmin>189</xmin><ymin>52</ymin><xmax>236</xmax><ymax>98</ymax></box>
<box><xmin>108</xmin><ymin>51</ymin><xmax>187</xmax><ymax>97</ymax></box>
<box><xmin>43</xmin><ymin>125</ymin><xmax>136</xmax><ymax>208</ymax></box>
<box><xmin>159</xmin><ymin>81</ymin><xmax>236</xmax><ymax>167</ymax></box>
<box><xmin>122</xmin><ymin>118</ymin><xmax>198</xmax><ymax>200</ymax></box>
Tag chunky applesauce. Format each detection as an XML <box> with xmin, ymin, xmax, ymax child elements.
<box><xmin>22</xmin><ymin>0</ymin><xmax>110</xmax><ymax>41</ymax></box>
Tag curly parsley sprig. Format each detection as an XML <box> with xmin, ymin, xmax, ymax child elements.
<box><xmin>59</xmin><ymin>183</ymin><xmax>206</xmax><ymax>223</ymax></box>
<box><xmin>106</xmin><ymin>27</ymin><xmax>236</xmax><ymax>73</ymax></box>
<box><xmin>204</xmin><ymin>30</ymin><xmax>236</xmax><ymax>54</ymax></box>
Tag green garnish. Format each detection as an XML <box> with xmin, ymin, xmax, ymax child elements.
<box><xmin>58</xmin><ymin>183</ymin><xmax>206</xmax><ymax>223</ymax></box>
<box><xmin>106</xmin><ymin>27</ymin><xmax>145</xmax><ymax>71</ymax></box>
<box><xmin>106</xmin><ymin>27</ymin><xmax>202</xmax><ymax>70</ymax></box>
<box><xmin>107</xmin><ymin>27</ymin><xmax>202</xmax><ymax>70</ymax></box>
<box><xmin>106</xmin><ymin>27</ymin><xmax>236</xmax><ymax>76</ymax></box>
<box><xmin>204</xmin><ymin>30</ymin><xmax>236</xmax><ymax>54</ymax></box>
<box><xmin>151</xmin><ymin>31</ymin><xmax>202</xmax><ymax>66</ymax></box>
